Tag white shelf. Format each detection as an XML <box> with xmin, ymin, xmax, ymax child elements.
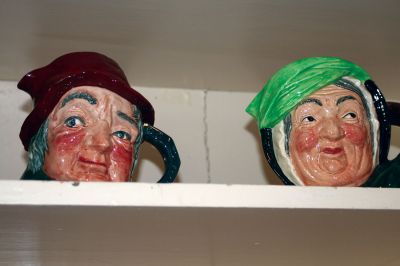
<box><xmin>1</xmin><ymin>181</ymin><xmax>400</xmax><ymax>266</ymax></box>
<box><xmin>1</xmin><ymin>181</ymin><xmax>400</xmax><ymax>210</ymax></box>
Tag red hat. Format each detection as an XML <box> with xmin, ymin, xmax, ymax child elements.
<box><xmin>18</xmin><ymin>52</ymin><xmax>154</xmax><ymax>151</ymax></box>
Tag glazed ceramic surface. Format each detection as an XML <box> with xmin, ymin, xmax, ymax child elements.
<box><xmin>44</xmin><ymin>86</ymin><xmax>138</xmax><ymax>182</ymax></box>
<box><xmin>288</xmin><ymin>85</ymin><xmax>374</xmax><ymax>186</ymax></box>
<box><xmin>19</xmin><ymin>52</ymin><xmax>180</xmax><ymax>182</ymax></box>
<box><xmin>247</xmin><ymin>57</ymin><xmax>399</xmax><ymax>187</ymax></box>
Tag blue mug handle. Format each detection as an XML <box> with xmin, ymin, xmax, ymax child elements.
<box><xmin>142</xmin><ymin>125</ymin><xmax>180</xmax><ymax>183</ymax></box>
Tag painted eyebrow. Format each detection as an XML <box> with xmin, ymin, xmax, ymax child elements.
<box><xmin>61</xmin><ymin>92</ymin><xmax>97</xmax><ymax>107</ymax></box>
<box><xmin>336</xmin><ymin>95</ymin><xmax>356</xmax><ymax>106</ymax></box>
<box><xmin>298</xmin><ymin>98</ymin><xmax>322</xmax><ymax>107</ymax></box>
<box><xmin>117</xmin><ymin>111</ymin><xmax>137</xmax><ymax>126</ymax></box>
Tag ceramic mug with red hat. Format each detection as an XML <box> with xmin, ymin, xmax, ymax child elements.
<box><xmin>19</xmin><ymin>52</ymin><xmax>180</xmax><ymax>183</ymax></box>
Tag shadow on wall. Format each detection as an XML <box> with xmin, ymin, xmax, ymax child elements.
<box><xmin>18</xmin><ymin>98</ymin><xmax>33</xmax><ymax>168</ymax></box>
<box><xmin>389</xmin><ymin>126</ymin><xmax>400</xmax><ymax>160</ymax></box>
<box><xmin>245</xmin><ymin>120</ymin><xmax>283</xmax><ymax>185</ymax></box>
<box><xmin>133</xmin><ymin>143</ymin><xmax>182</xmax><ymax>183</ymax></box>
<box><xmin>393</xmin><ymin>127</ymin><xmax>400</xmax><ymax>146</ymax></box>
<box><xmin>134</xmin><ymin>119</ymin><xmax>284</xmax><ymax>185</ymax></box>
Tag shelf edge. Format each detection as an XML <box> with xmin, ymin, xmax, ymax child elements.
<box><xmin>0</xmin><ymin>180</ymin><xmax>399</xmax><ymax>210</ymax></box>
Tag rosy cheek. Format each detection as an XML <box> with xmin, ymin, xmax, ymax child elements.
<box><xmin>111</xmin><ymin>144</ymin><xmax>133</xmax><ymax>168</ymax></box>
<box><xmin>292</xmin><ymin>129</ymin><xmax>318</xmax><ymax>153</ymax></box>
<box><xmin>52</xmin><ymin>130</ymin><xmax>85</xmax><ymax>152</ymax></box>
<box><xmin>343</xmin><ymin>124</ymin><xmax>367</xmax><ymax>146</ymax></box>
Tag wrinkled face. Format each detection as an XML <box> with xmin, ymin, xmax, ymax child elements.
<box><xmin>289</xmin><ymin>85</ymin><xmax>373</xmax><ymax>186</ymax></box>
<box><xmin>44</xmin><ymin>86</ymin><xmax>140</xmax><ymax>182</ymax></box>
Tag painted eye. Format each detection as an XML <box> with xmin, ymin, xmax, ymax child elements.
<box><xmin>302</xmin><ymin>116</ymin><xmax>316</xmax><ymax>123</ymax></box>
<box><xmin>343</xmin><ymin>112</ymin><xmax>357</xmax><ymax>119</ymax></box>
<box><xmin>113</xmin><ymin>130</ymin><xmax>132</xmax><ymax>141</ymax></box>
<box><xmin>64</xmin><ymin>116</ymin><xmax>85</xmax><ymax>128</ymax></box>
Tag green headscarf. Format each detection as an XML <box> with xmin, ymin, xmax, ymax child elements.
<box><xmin>246</xmin><ymin>57</ymin><xmax>371</xmax><ymax>129</ymax></box>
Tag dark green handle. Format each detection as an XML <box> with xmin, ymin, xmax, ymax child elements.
<box><xmin>142</xmin><ymin>125</ymin><xmax>180</xmax><ymax>183</ymax></box>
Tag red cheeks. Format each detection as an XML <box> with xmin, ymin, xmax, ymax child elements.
<box><xmin>292</xmin><ymin>129</ymin><xmax>318</xmax><ymax>153</ymax></box>
<box><xmin>111</xmin><ymin>143</ymin><xmax>133</xmax><ymax>167</ymax></box>
<box><xmin>53</xmin><ymin>130</ymin><xmax>85</xmax><ymax>152</ymax></box>
<box><xmin>292</xmin><ymin>124</ymin><xmax>367</xmax><ymax>153</ymax></box>
<box><xmin>53</xmin><ymin>127</ymin><xmax>133</xmax><ymax>165</ymax></box>
<box><xmin>343</xmin><ymin>124</ymin><xmax>368</xmax><ymax>146</ymax></box>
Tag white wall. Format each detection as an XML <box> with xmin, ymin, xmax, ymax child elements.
<box><xmin>0</xmin><ymin>81</ymin><xmax>399</xmax><ymax>184</ymax></box>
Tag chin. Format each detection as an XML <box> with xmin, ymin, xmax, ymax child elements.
<box><xmin>303</xmin><ymin>171</ymin><xmax>371</xmax><ymax>186</ymax></box>
<box><xmin>78</xmin><ymin>173</ymin><xmax>112</xmax><ymax>182</ymax></box>
<box><xmin>49</xmin><ymin>172</ymin><xmax>111</xmax><ymax>182</ymax></box>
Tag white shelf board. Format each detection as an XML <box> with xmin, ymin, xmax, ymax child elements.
<box><xmin>1</xmin><ymin>181</ymin><xmax>400</xmax><ymax>266</ymax></box>
<box><xmin>0</xmin><ymin>180</ymin><xmax>399</xmax><ymax>210</ymax></box>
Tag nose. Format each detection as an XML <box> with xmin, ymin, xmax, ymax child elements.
<box><xmin>319</xmin><ymin>118</ymin><xmax>344</xmax><ymax>141</ymax></box>
<box><xmin>84</xmin><ymin>120</ymin><xmax>112</xmax><ymax>152</ymax></box>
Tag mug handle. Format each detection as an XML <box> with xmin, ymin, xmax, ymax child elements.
<box><xmin>142</xmin><ymin>124</ymin><xmax>181</xmax><ymax>183</ymax></box>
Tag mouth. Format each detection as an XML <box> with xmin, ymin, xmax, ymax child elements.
<box><xmin>72</xmin><ymin>156</ymin><xmax>111</xmax><ymax>181</ymax></box>
<box><xmin>78</xmin><ymin>156</ymin><xmax>107</xmax><ymax>168</ymax></box>
<box><xmin>322</xmin><ymin>147</ymin><xmax>343</xmax><ymax>155</ymax></box>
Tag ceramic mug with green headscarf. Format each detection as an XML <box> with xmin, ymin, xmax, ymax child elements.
<box><xmin>247</xmin><ymin>57</ymin><xmax>399</xmax><ymax>187</ymax></box>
